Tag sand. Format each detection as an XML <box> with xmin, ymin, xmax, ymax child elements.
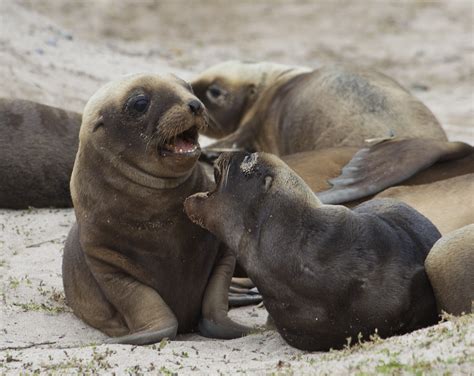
<box><xmin>0</xmin><ymin>0</ymin><xmax>473</xmax><ymax>374</ymax></box>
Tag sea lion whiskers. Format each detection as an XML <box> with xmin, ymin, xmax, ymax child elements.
<box><xmin>152</xmin><ymin>104</ymin><xmax>207</xmax><ymax>155</ymax></box>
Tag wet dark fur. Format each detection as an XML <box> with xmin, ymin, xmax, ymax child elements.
<box><xmin>185</xmin><ymin>152</ymin><xmax>441</xmax><ymax>351</ymax></box>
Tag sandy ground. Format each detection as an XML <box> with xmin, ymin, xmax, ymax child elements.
<box><xmin>0</xmin><ymin>0</ymin><xmax>473</xmax><ymax>374</ymax></box>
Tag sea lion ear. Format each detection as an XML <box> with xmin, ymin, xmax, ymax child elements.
<box><xmin>92</xmin><ymin>115</ymin><xmax>104</xmax><ymax>132</ymax></box>
<box><xmin>248</xmin><ymin>84</ymin><xmax>257</xmax><ymax>98</ymax></box>
<box><xmin>264</xmin><ymin>175</ymin><xmax>273</xmax><ymax>191</ymax></box>
<box><xmin>317</xmin><ymin>138</ymin><xmax>473</xmax><ymax>204</ymax></box>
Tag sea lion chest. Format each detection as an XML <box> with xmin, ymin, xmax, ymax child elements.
<box><xmin>81</xmin><ymin>172</ymin><xmax>220</xmax><ymax>332</ymax></box>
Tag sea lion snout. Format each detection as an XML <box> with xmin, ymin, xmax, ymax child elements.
<box><xmin>188</xmin><ymin>99</ymin><xmax>204</xmax><ymax>115</ymax></box>
<box><xmin>151</xmin><ymin>97</ymin><xmax>208</xmax><ymax>159</ymax></box>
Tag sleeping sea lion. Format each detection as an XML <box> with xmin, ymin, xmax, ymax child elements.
<box><xmin>62</xmin><ymin>73</ymin><xmax>251</xmax><ymax>345</ymax></box>
<box><xmin>184</xmin><ymin>152</ymin><xmax>440</xmax><ymax>351</ymax></box>
<box><xmin>192</xmin><ymin>61</ymin><xmax>447</xmax><ymax>155</ymax></box>
<box><xmin>0</xmin><ymin>98</ymin><xmax>81</xmax><ymax>208</ymax></box>
<box><xmin>425</xmin><ymin>224</ymin><xmax>474</xmax><ymax>315</ymax></box>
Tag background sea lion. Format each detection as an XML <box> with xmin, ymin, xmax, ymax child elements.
<box><xmin>305</xmin><ymin>138</ymin><xmax>474</xmax><ymax>235</ymax></box>
<box><xmin>192</xmin><ymin>61</ymin><xmax>447</xmax><ymax>155</ymax></box>
<box><xmin>425</xmin><ymin>224</ymin><xmax>474</xmax><ymax>316</ymax></box>
<box><xmin>0</xmin><ymin>98</ymin><xmax>81</xmax><ymax>208</ymax></box>
<box><xmin>374</xmin><ymin>174</ymin><xmax>474</xmax><ymax>235</ymax></box>
<box><xmin>184</xmin><ymin>152</ymin><xmax>440</xmax><ymax>351</ymax></box>
<box><xmin>63</xmin><ymin>73</ymin><xmax>250</xmax><ymax>345</ymax></box>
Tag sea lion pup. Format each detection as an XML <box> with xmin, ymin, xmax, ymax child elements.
<box><xmin>62</xmin><ymin>73</ymin><xmax>251</xmax><ymax>345</ymax></box>
<box><xmin>425</xmin><ymin>224</ymin><xmax>474</xmax><ymax>316</ymax></box>
<box><xmin>0</xmin><ymin>98</ymin><xmax>81</xmax><ymax>208</ymax></box>
<box><xmin>191</xmin><ymin>61</ymin><xmax>447</xmax><ymax>155</ymax></box>
<box><xmin>184</xmin><ymin>152</ymin><xmax>440</xmax><ymax>351</ymax></box>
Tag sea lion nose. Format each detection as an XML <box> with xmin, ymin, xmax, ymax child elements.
<box><xmin>188</xmin><ymin>99</ymin><xmax>203</xmax><ymax>115</ymax></box>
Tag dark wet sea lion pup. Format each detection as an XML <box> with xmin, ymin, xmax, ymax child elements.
<box><xmin>0</xmin><ymin>98</ymin><xmax>81</xmax><ymax>208</ymax></box>
<box><xmin>192</xmin><ymin>61</ymin><xmax>447</xmax><ymax>154</ymax></box>
<box><xmin>62</xmin><ymin>73</ymin><xmax>251</xmax><ymax>345</ymax></box>
<box><xmin>425</xmin><ymin>224</ymin><xmax>474</xmax><ymax>315</ymax></box>
<box><xmin>184</xmin><ymin>152</ymin><xmax>440</xmax><ymax>351</ymax></box>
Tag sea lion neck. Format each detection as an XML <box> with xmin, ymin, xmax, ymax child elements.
<box><xmin>78</xmin><ymin>142</ymin><xmax>195</xmax><ymax>191</ymax></box>
<box><xmin>108</xmin><ymin>155</ymin><xmax>193</xmax><ymax>190</ymax></box>
<box><xmin>239</xmin><ymin>70</ymin><xmax>312</xmax><ymax>154</ymax></box>
<box><xmin>252</xmin><ymin>67</ymin><xmax>310</xmax><ymax>109</ymax></box>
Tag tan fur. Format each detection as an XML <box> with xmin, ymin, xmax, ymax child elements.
<box><xmin>376</xmin><ymin>174</ymin><xmax>474</xmax><ymax>235</ymax></box>
<box><xmin>192</xmin><ymin>61</ymin><xmax>447</xmax><ymax>155</ymax></box>
<box><xmin>425</xmin><ymin>225</ymin><xmax>474</xmax><ymax>315</ymax></box>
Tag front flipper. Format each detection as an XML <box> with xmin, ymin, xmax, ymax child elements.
<box><xmin>106</xmin><ymin>325</ymin><xmax>178</xmax><ymax>346</ymax></box>
<box><xmin>200</xmin><ymin>247</ymin><xmax>254</xmax><ymax>339</ymax></box>
<box><xmin>317</xmin><ymin>138</ymin><xmax>473</xmax><ymax>204</ymax></box>
<box><xmin>87</xmin><ymin>253</ymin><xmax>178</xmax><ymax>345</ymax></box>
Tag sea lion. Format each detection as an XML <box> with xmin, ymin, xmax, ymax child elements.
<box><xmin>184</xmin><ymin>152</ymin><xmax>440</xmax><ymax>351</ymax></box>
<box><xmin>303</xmin><ymin>138</ymin><xmax>474</xmax><ymax>235</ymax></box>
<box><xmin>314</xmin><ymin>138</ymin><xmax>473</xmax><ymax>204</ymax></box>
<box><xmin>192</xmin><ymin>61</ymin><xmax>447</xmax><ymax>155</ymax></box>
<box><xmin>374</xmin><ymin>174</ymin><xmax>474</xmax><ymax>235</ymax></box>
<box><xmin>62</xmin><ymin>73</ymin><xmax>251</xmax><ymax>345</ymax></box>
<box><xmin>425</xmin><ymin>224</ymin><xmax>474</xmax><ymax>315</ymax></box>
<box><xmin>0</xmin><ymin>98</ymin><xmax>81</xmax><ymax>208</ymax></box>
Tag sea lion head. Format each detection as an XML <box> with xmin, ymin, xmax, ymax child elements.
<box><xmin>191</xmin><ymin>61</ymin><xmax>309</xmax><ymax>138</ymax></box>
<box><xmin>184</xmin><ymin>151</ymin><xmax>319</xmax><ymax>258</ymax></box>
<box><xmin>80</xmin><ymin>73</ymin><xmax>208</xmax><ymax>179</ymax></box>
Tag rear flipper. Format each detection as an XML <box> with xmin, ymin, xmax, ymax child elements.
<box><xmin>228</xmin><ymin>277</ymin><xmax>262</xmax><ymax>307</ymax></box>
<box><xmin>106</xmin><ymin>325</ymin><xmax>178</xmax><ymax>345</ymax></box>
<box><xmin>228</xmin><ymin>290</ymin><xmax>262</xmax><ymax>307</ymax></box>
<box><xmin>317</xmin><ymin>138</ymin><xmax>473</xmax><ymax>204</ymax></box>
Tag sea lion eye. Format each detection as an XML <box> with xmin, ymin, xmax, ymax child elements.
<box><xmin>127</xmin><ymin>95</ymin><xmax>150</xmax><ymax>114</ymax></box>
<box><xmin>207</xmin><ymin>85</ymin><xmax>223</xmax><ymax>99</ymax></box>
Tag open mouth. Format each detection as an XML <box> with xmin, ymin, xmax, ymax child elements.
<box><xmin>159</xmin><ymin>126</ymin><xmax>200</xmax><ymax>156</ymax></box>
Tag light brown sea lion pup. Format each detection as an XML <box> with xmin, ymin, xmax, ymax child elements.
<box><xmin>184</xmin><ymin>152</ymin><xmax>440</xmax><ymax>351</ymax></box>
<box><xmin>0</xmin><ymin>98</ymin><xmax>81</xmax><ymax>208</ymax></box>
<box><xmin>62</xmin><ymin>73</ymin><xmax>252</xmax><ymax>345</ymax></box>
<box><xmin>191</xmin><ymin>61</ymin><xmax>447</xmax><ymax>155</ymax></box>
<box><xmin>425</xmin><ymin>224</ymin><xmax>474</xmax><ymax>315</ymax></box>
